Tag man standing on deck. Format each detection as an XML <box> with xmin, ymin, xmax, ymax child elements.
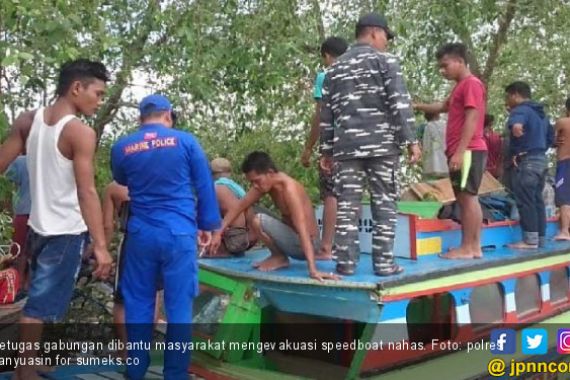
<box><xmin>504</xmin><ymin>81</ymin><xmax>552</xmax><ymax>249</ymax></box>
<box><xmin>111</xmin><ymin>94</ymin><xmax>221</xmax><ymax>380</ymax></box>
<box><xmin>554</xmin><ymin>97</ymin><xmax>570</xmax><ymax>240</ymax></box>
<box><xmin>0</xmin><ymin>59</ymin><xmax>112</xmax><ymax>380</ymax></box>
<box><xmin>319</xmin><ymin>13</ymin><xmax>421</xmax><ymax>276</ymax></box>
<box><xmin>301</xmin><ymin>36</ymin><xmax>348</xmax><ymax>259</ymax></box>
<box><xmin>414</xmin><ymin>43</ymin><xmax>487</xmax><ymax>260</ymax></box>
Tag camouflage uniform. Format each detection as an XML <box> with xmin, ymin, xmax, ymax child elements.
<box><xmin>319</xmin><ymin>42</ymin><xmax>416</xmax><ymax>275</ymax></box>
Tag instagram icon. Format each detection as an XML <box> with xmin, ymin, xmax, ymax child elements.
<box><xmin>557</xmin><ymin>329</ymin><xmax>570</xmax><ymax>354</ymax></box>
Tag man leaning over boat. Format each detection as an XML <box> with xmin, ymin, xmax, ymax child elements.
<box><xmin>209</xmin><ymin>151</ymin><xmax>340</xmax><ymax>282</ymax></box>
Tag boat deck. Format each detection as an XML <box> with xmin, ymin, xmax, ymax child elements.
<box><xmin>199</xmin><ymin>240</ymin><xmax>570</xmax><ymax>290</ymax></box>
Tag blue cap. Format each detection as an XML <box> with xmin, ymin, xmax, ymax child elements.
<box><xmin>139</xmin><ymin>94</ymin><xmax>172</xmax><ymax>117</ymax></box>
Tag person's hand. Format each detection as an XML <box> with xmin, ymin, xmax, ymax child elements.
<box><xmin>408</xmin><ymin>143</ymin><xmax>422</xmax><ymax>164</ymax></box>
<box><xmin>449</xmin><ymin>151</ymin><xmax>464</xmax><ymax>172</ymax></box>
<box><xmin>319</xmin><ymin>156</ymin><xmax>333</xmax><ymax>175</ymax></box>
<box><xmin>512</xmin><ymin>124</ymin><xmax>524</xmax><ymax>138</ymax></box>
<box><xmin>198</xmin><ymin>230</ymin><xmax>212</xmax><ymax>248</ymax></box>
<box><xmin>301</xmin><ymin>148</ymin><xmax>312</xmax><ymax>168</ymax></box>
<box><xmin>207</xmin><ymin>231</ymin><xmax>223</xmax><ymax>256</ymax></box>
<box><xmin>92</xmin><ymin>244</ymin><xmax>112</xmax><ymax>280</ymax></box>
<box><xmin>309</xmin><ymin>269</ymin><xmax>341</xmax><ymax>282</ymax></box>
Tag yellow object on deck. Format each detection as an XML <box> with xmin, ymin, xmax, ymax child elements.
<box><xmin>416</xmin><ymin>237</ymin><xmax>442</xmax><ymax>256</ymax></box>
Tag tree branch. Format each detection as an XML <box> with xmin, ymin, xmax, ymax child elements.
<box><xmin>482</xmin><ymin>0</ymin><xmax>517</xmax><ymax>83</ymax></box>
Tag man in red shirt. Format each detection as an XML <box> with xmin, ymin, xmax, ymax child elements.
<box><xmin>483</xmin><ymin>114</ymin><xmax>503</xmax><ymax>179</ymax></box>
<box><xmin>415</xmin><ymin>43</ymin><xmax>488</xmax><ymax>259</ymax></box>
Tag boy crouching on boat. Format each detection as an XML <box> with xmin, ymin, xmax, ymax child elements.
<box><xmin>208</xmin><ymin>151</ymin><xmax>340</xmax><ymax>282</ymax></box>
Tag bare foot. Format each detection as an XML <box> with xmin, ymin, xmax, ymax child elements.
<box><xmin>439</xmin><ymin>247</ymin><xmax>480</xmax><ymax>260</ymax></box>
<box><xmin>315</xmin><ymin>244</ymin><xmax>332</xmax><ymax>260</ymax></box>
<box><xmin>12</xmin><ymin>367</ymin><xmax>44</xmax><ymax>380</ymax></box>
<box><xmin>252</xmin><ymin>255</ymin><xmax>289</xmax><ymax>271</ymax></box>
<box><xmin>508</xmin><ymin>241</ymin><xmax>538</xmax><ymax>249</ymax></box>
<box><xmin>554</xmin><ymin>234</ymin><xmax>570</xmax><ymax>241</ymax></box>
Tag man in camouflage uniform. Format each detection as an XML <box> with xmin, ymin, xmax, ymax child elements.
<box><xmin>319</xmin><ymin>13</ymin><xmax>421</xmax><ymax>276</ymax></box>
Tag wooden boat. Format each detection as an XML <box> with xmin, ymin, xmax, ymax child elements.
<box><xmin>190</xmin><ymin>201</ymin><xmax>570</xmax><ymax>379</ymax></box>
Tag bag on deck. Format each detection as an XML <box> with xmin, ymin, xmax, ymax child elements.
<box><xmin>222</xmin><ymin>227</ymin><xmax>250</xmax><ymax>254</ymax></box>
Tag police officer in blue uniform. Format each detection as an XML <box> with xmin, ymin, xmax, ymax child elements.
<box><xmin>111</xmin><ymin>94</ymin><xmax>221</xmax><ymax>380</ymax></box>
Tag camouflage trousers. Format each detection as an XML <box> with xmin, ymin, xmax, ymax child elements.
<box><xmin>333</xmin><ymin>155</ymin><xmax>399</xmax><ymax>274</ymax></box>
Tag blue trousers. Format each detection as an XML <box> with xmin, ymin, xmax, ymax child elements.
<box><xmin>511</xmin><ymin>155</ymin><xmax>547</xmax><ymax>245</ymax></box>
<box><xmin>121</xmin><ymin>218</ymin><xmax>198</xmax><ymax>380</ymax></box>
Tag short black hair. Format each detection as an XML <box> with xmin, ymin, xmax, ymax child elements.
<box><xmin>56</xmin><ymin>59</ymin><xmax>109</xmax><ymax>97</ymax></box>
<box><xmin>435</xmin><ymin>42</ymin><xmax>468</xmax><ymax>62</ymax></box>
<box><xmin>320</xmin><ymin>37</ymin><xmax>348</xmax><ymax>58</ymax></box>
<box><xmin>565</xmin><ymin>97</ymin><xmax>570</xmax><ymax>111</ymax></box>
<box><xmin>505</xmin><ymin>81</ymin><xmax>531</xmax><ymax>99</ymax></box>
<box><xmin>140</xmin><ymin>110</ymin><xmax>171</xmax><ymax>123</ymax></box>
<box><xmin>484</xmin><ymin>114</ymin><xmax>494</xmax><ymax>128</ymax></box>
<box><xmin>241</xmin><ymin>151</ymin><xmax>278</xmax><ymax>174</ymax></box>
<box><xmin>355</xmin><ymin>25</ymin><xmax>381</xmax><ymax>39</ymax></box>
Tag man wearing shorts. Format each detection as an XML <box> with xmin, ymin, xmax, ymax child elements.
<box><xmin>300</xmin><ymin>36</ymin><xmax>348</xmax><ymax>258</ymax></box>
<box><xmin>415</xmin><ymin>43</ymin><xmax>488</xmax><ymax>259</ymax></box>
<box><xmin>208</xmin><ymin>157</ymin><xmax>258</xmax><ymax>257</ymax></box>
<box><xmin>554</xmin><ymin>97</ymin><xmax>570</xmax><ymax>240</ymax></box>
<box><xmin>0</xmin><ymin>59</ymin><xmax>112</xmax><ymax>380</ymax></box>
<box><xmin>504</xmin><ymin>82</ymin><xmax>553</xmax><ymax>249</ymax></box>
<box><xmin>209</xmin><ymin>151</ymin><xmax>339</xmax><ymax>282</ymax></box>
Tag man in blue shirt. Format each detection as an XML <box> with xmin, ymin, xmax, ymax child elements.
<box><xmin>504</xmin><ymin>81</ymin><xmax>553</xmax><ymax>249</ymax></box>
<box><xmin>111</xmin><ymin>94</ymin><xmax>221</xmax><ymax>380</ymax></box>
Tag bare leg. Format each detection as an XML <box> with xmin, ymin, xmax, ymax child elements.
<box><xmin>249</xmin><ymin>216</ymin><xmax>289</xmax><ymax>271</ymax></box>
<box><xmin>318</xmin><ymin>195</ymin><xmax>336</xmax><ymax>259</ymax></box>
<box><xmin>441</xmin><ymin>192</ymin><xmax>483</xmax><ymax>259</ymax></box>
<box><xmin>555</xmin><ymin>205</ymin><xmax>570</xmax><ymax>240</ymax></box>
<box><xmin>12</xmin><ymin>316</ymin><xmax>51</xmax><ymax>380</ymax></box>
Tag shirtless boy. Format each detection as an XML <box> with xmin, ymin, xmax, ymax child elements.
<box><xmin>554</xmin><ymin>98</ymin><xmax>570</xmax><ymax>240</ymax></box>
<box><xmin>209</xmin><ymin>151</ymin><xmax>339</xmax><ymax>282</ymax></box>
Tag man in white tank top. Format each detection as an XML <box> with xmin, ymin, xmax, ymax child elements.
<box><xmin>0</xmin><ymin>59</ymin><xmax>112</xmax><ymax>380</ymax></box>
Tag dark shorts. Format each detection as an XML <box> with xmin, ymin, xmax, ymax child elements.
<box><xmin>222</xmin><ymin>226</ymin><xmax>255</xmax><ymax>255</ymax></box>
<box><xmin>23</xmin><ymin>231</ymin><xmax>88</xmax><ymax>322</ymax></box>
<box><xmin>114</xmin><ymin>235</ymin><xmax>163</xmax><ymax>304</ymax></box>
<box><xmin>450</xmin><ymin>150</ymin><xmax>487</xmax><ymax>196</ymax></box>
<box><xmin>319</xmin><ymin>167</ymin><xmax>335</xmax><ymax>200</ymax></box>
<box><xmin>555</xmin><ymin>158</ymin><xmax>570</xmax><ymax>206</ymax></box>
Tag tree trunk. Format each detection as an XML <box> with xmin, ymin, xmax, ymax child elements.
<box><xmin>482</xmin><ymin>0</ymin><xmax>517</xmax><ymax>83</ymax></box>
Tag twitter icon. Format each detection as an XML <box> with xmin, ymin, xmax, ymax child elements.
<box><xmin>522</xmin><ymin>328</ymin><xmax>548</xmax><ymax>355</ymax></box>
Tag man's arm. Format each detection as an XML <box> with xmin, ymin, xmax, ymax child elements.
<box><xmin>301</xmin><ymin>102</ymin><xmax>322</xmax><ymax>167</ymax></box>
<box><xmin>102</xmin><ymin>185</ymin><xmax>116</xmax><ymax>247</ymax></box>
<box><xmin>0</xmin><ymin>111</ymin><xmax>34</xmax><ymax>173</ymax></box>
<box><xmin>381</xmin><ymin>55</ymin><xmax>416</xmax><ymax>144</ymax></box>
<box><xmin>208</xmin><ymin>188</ymin><xmax>262</xmax><ymax>255</ymax></box>
<box><xmin>284</xmin><ymin>187</ymin><xmax>338</xmax><ymax>281</ymax></box>
<box><xmin>319</xmin><ymin>74</ymin><xmax>334</xmax><ymax>158</ymax></box>
<box><xmin>220</xmin><ymin>189</ymin><xmax>262</xmax><ymax>232</ymax></box>
<box><xmin>67</xmin><ymin>121</ymin><xmax>112</xmax><ymax>279</ymax></box>
<box><xmin>413</xmin><ymin>102</ymin><xmax>448</xmax><ymax>114</ymax></box>
<box><xmin>188</xmin><ymin>138</ymin><xmax>221</xmax><ymax>232</ymax></box>
<box><xmin>381</xmin><ymin>55</ymin><xmax>422</xmax><ymax>162</ymax></box>
<box><xmin>507</xmin><ymin>108</ymin><xmax>526</xmax><ymax>139</ymax></box>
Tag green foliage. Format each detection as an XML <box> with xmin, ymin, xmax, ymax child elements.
<box><xmin>2</xmin><ymin>0</ymin><xmax>570</xmax><ymax>203</ymax></box>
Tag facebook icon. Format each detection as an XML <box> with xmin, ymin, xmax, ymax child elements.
<box><xmin>490</xmin><ymin>329</ymin><xmax>516</xmax><ymax>354</ymax></box>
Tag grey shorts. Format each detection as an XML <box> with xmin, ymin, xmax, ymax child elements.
<box><xmin>258</xmin><ymin>213</ymin><xmax>320</xmax><ymax>260</ymax></box>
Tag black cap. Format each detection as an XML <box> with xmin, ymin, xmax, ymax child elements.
<box><xmin>356</xmin><ymin>12</ymin><xmax>395</xmax><ymax>40</ymax></box>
